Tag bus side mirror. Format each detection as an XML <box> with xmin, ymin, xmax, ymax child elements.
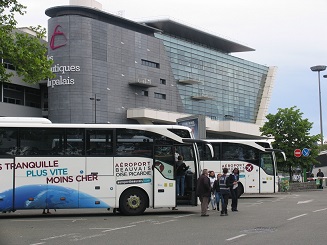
<box><xmin>206</xmin><ymin>143</ymin><xmax>214</xmax><ymax>159</ymax></box>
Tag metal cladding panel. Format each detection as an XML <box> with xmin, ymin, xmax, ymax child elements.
<box><xmin>47</xmin><ymin>14</ymin><xmax>182</xmax><ymax>124</ymax></box>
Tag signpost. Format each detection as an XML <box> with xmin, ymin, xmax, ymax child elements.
<box><xmin>294</xmin><ymin>149</ymin><xmax>302</xmax><ymax>158</ymax></box>
<box><xmin>302</xmin><ymin>148</ymin><xmax>310</xmax><ymax>157</ymax></box>
<box><xmin>293</xmin><ymin>148</ymin><xmax>310</xmax><ymax>181</ymax></box>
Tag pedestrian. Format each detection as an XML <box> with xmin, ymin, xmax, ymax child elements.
<box><xmin>196</xmin><ymin>169</ymin><xmax>211</xmax><ymax>217</ymax></box>
<box><xmin>230</xmin><ymin>168</ymin><xmax>240</xmax><ymax>212</ymax></box>
<box><xmin>219</xmin><ymin>168</ymin><xmax>233</xmax><ymax>216</ymax></box>
<box><xmin>174</xmin><ymin>147</ymin><xmax>180</xmax><ymax>162</ymax></box>
<box><xmin>316</xmin><ymin>169</ymin><xmax>324</xmax><ymax>189</ymax></box>
<box><xmin>212</xmin><ymin>173</ymin><xmax>223</xmax><ymax>211</ymax></box>
<box><xmin>208</xmin><ymin>171</ymin><xmax>216</xmax><ymax>210</ymax></box>
<box><xmin>42</xmin><ymin>208</ymin><xmax>51</xmax><ymax>214</ymax></box>
<box><xmin>176</xmin><ymin>155</ymin><xmax>189</xmax><ymax>196</ymax></box>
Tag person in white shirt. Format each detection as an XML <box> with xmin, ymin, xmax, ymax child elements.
<box><xmin>208</xmin><ymin>171</ymin><xmax>216</xmax><ymax>210</ymax></box>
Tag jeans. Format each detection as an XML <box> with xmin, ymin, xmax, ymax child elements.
<box><xmin>176</xmin><ymin>175</ymin><xmax>185</xmax><ymax>196</ymax></box>
<box><xmin>210</xmin><ymin>193</ymin><xmax>216</xmax><ymax>209</ymax></box>
<box><xmin>215</xmin><ymin>191</ymin><xmax>223</xmax><ymax>210</ymax></box>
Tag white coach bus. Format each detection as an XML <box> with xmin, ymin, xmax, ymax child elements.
<box><xmin>0</xmin><ymin>117</ymin><xmax>212</xmax><ymax>215</ymax></box>
<box><xmin>198</xmin><ymin>139</ymin><xmax>286</xmax><ymax>194</ymax></box>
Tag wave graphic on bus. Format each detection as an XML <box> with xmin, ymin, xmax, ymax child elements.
<box><xmin>0</xmin><ymin>185</ymin><xmax>110</xmax><ymax>212</ymax></box>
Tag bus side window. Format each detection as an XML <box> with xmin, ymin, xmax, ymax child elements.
<box><xmin>222</xmin><ymin>143</ymin><xmax>239</xmax><ymax>160</ymax></box>
<box><xmin>15</xmin><ymin>128</ymin><xmax>66</xmax><ymax>156</ymax></box>
<box><xmin>198</xmin><ymin>144</ymin><xmax>217</xmax><ymax>161</ymax></box>
<box><xmin>66</xmin><ymin>129</ymin><xmax>84</xmax><ymax>156</ymax></box>
<box><xmin>86</xmin><ymin>129</ymin><xmax>113</xmax><ymax>156</ymax></box>
<box><xmin>203</xmin><ymin>145</ymin><xmax>212</xmax><ymax>160</ymax></box>
<box><xmin>212</xmin><ymin>144</ymin><xmax>220</xmax><ymax>160</ymax></box>
<box><xmin>260</xmin><ymin>153</ymin><xmax>274</xmax><ymax>175</ymax></box>
<box><xmin>116</xmin><ymin>129</ymin><xmax>153</xmax><ymax>157</ymax></box>
<box><xmin>0</xmin><ymin>128</ymin><xmax>17</xmax><ymax>156</ymax></box>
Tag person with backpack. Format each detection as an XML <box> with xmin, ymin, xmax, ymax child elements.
<box><xmin>219</xmin><ymin>167</ymin><xmax>233</xmax><ymax>216</ymax></box>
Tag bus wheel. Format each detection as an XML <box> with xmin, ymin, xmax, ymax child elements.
<box><xmin>119</xmin><ymin>188</ymin><xmax>147</xmax><ymax>215</ymax></box>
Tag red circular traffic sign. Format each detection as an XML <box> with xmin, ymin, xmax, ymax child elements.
<box><xmin>245</xmin><ymin>163</ymin><xmax>253</xmax><ymax>172</ymax></box>
<box><xmin>294</xmin><ymin>149</ymin><xmax>302</xmax><ymax>158</ymax></box>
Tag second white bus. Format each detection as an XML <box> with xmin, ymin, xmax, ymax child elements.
<box><xmin>198</xmin><ymin>139</ymin><xmax>286</xmax><ymax>194</ymax></box>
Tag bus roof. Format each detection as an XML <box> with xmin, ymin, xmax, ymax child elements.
<box><xmin>0</xmin><ymin>117</ymin><xmax>193</xmax><ymax>137</ymax></box>
<box><xmin>202</xmin><ymin>139</ymin><xmax>272</xmax><ymax>143</ymax></box>
<box><xmin>0</xmin><ymin>117</ymin><xmax>52</xmax><ymax>124</ymax></box>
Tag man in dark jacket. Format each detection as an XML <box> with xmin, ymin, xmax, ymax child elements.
<box><xmin>196</xmin><ymin>169</ymin><xmax>211</xmax><ymax>216</ymax></box>
<box><xmin>317</xmin><ymin>169</ymin><xmax>324</xmax><ymax>189</ymax></box>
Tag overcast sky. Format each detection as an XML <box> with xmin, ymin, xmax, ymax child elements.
<box><xmin>14</xmin><ymin>0</ymin><xmax>327</xmax><ymax>138</ymax></box>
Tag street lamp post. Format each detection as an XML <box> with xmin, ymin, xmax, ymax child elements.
<box><xmin>310</xmin><ymin>65</ymin><xmax>327</xmax><ymax>146</ymax></box>
<box><xmin>90</xmin><ymin>94</ymin><xmax>101</xmax><ymax>123</ymax></box>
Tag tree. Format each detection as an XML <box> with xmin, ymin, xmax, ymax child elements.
<box><xmin>260</xmin><ymin>106</ymin><xmax>320</xmax><ymax>180</ymax></box>
<box><xmin>0</xmin><ymin>0</ymin><xmax>54</xmax><ymax>84</ymax></box>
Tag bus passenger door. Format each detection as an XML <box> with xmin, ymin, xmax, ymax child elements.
<box><xmin>259</xmin><ymin>153</ymin><xmax>275</xmax><ymax>193</ymax></box>
<box><xmin>153</xmin><ymin>146</ymin><xmax>176</xmax><ymax>208</ymax></box>
<box><xmin>0</xmin><ymin>158</ymin><xmax>14</xmax><ymax>212</ymax></box>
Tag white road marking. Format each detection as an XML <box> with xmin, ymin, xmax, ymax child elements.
<box><xmin>30</xmin><ymin>243</ymin><xmax>45</xmax><ymax>245</ymax></box>
<box><xmin>41</xmin><ymin>233</ymin><xmax>78</xmax><ymax>241</ymax></box>
<box><xmin>71</xmin><ymin>233</ymin><xmax>106</xmax><ymax>241</ymax></box>
<box><xmin>297</xmin><ymin>200</ymin><xmax>313</xmax><ymax>204</ymax></box>
<box><xmin>287</xmin><ymin>213</ymin><xmax>307</xmax><ymax>220</ymax></box>
<box><xmin>313</xmin><ymin>208</ymin><xmax>327</xmax><ymax>213</ymax></box>
<box><xmin>70</xmin><ymin>225</ymin><xmax>137</xmax><ymax>242</ymax></box>
<box><xmin>12</xmin><ymin>218</ymin><xmax>87</xmax><ymax>222</ymax></box>
<box><xmin>226</xmin><ymin>234</ymin><xmax>247</xmax><ymax>241</ymax></box>
<box><xmin>174</xmin><ymin>214</ymin><xmax>195</xmax><ymax>218</ymax></box>
<box><xmin>160</xmin><ymin>214</ymin><xmax>195</xmax><ymax>219</ymax></box>
<box><xmin>272</xmin><ymin>198</ymin><xmax>285</xmax><ymax>203</ymax></box>
<box><xmin>129</xmin><ymin>219</ymin><xmax>154</xmax><ymax>224</ymax></box>
<box><xmin>102</xmin><ymin>225</ymin><xmax>136</xmax><ymax>232</ymax></box>
<box><xmin>245</xmin><ymin>201</ymin><xmax>263</xmax><ymax>206</ymax></box>
<box><xmin>153</xmin><ymin>219</ymin><xmax>176</xmax><ymax>225</ymax></box>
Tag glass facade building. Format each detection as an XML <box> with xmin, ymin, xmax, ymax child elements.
<box><xmin>154</xmin><ymin>32</ymin><xmax>269</xmax><ymax>124</ymax></box>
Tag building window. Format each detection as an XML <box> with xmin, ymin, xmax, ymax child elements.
<box><xmin>25</xmin><ymin>87</ymin><xmax>41</xmax><ymax>108</ymax></box>
<box><xmin>141</xmin><ymin>59</ymin><xmax>160</xmax><ymax>69</ymax></box>
<box><xmin>3</xmin><ymin>97</ymin><xmax>21</xmax><ymax>105</ymax></box>
<box><xmin>2</xmin><ymin>83</ymin><xmax>41</xmax><ymax>108</ymax></box>
<box><xmin>3</xmin><ymin>83</ymin><xmax>24</xmax><ymax>105</ymax></box>
<box><xmin>1</xmin><ymin>59</ymin><xmax>15</xmax><ymax>70</ymax></box>
<box><xmin>141</xmin><ymin>90</ymin><xmax>148</xmax><ymax>96</ymax></box>
<box><xmin>154</xmin><ymin>92</ymin><xmax>166</xmax><ymax>100</ymax></box>
<box><xmin>160</xmin><ymin>79</ymin><xmax>166</xmax><ymax>85</ymax></box>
